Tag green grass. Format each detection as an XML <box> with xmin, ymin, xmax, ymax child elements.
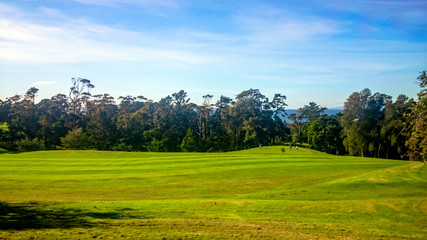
<box><xmin>0</xmin><ymin>147</ymin><xmax>426</xmax><ymax>239</ymax></box>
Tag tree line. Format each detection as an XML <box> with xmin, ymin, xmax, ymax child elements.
<box><xmin>0</xmin><ymin>71</ymin><xmax>426</xmax><ymax>162</ymax></box>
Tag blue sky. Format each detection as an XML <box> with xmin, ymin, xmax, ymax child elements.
<box><xmin>0</xmin><ymin>0</ymin><xmax>426</xmax><ymax>108</ymax></box>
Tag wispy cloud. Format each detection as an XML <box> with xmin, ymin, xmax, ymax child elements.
<box><xmin>234</xmin><ymin>6</ymin><xmax>343</xmax><ymax>45</ymax></box>
<box><xmin>0</xmin><ymin>4</ymin><xmax>212</xmax><ymax>66</ymax></box>
<box><xmin>32</xmin><ymin>81</ymin><xmax>57</xmax><ymax>86</ymax></box>
<box><xmin>73</xmin><ymin>0</ymin><xmax>177</xmax><ymax>8</ymax></box>
<box><xmin>0</xmin><ymin>1</ymin><xmax>424</xmax><ymax>107</ymax></box>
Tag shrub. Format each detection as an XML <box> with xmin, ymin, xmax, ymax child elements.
<box><xmin>16</xmin><ymin>138</ymin><xmax>45</xmax><ymax>152</ymax></box>
<box><xmin>61</xmin><ymin>128</ymin><xmax>92</xmax><ymax>150</ymax></box>
<box><xmin>180</xmin><ymin>128</ymin><xmax>198</xmax><ymax>152</ymax></box>
<box><xmin>111</xmin><ymin>142</ymin><xmax>133</xmax><ymax>152</ymax></box>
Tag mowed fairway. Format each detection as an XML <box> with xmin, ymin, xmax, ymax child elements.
<box><xmin>0</xmin><ymin>147</ymin><xmax>426</xmax><ymax>239</ymax></box>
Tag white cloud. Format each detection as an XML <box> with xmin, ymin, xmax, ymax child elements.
<box><xmin>32</xmin><ymin>81</ymin><xmax>57</xmax><ymax>86</ymax></box>
<box><xmin>234</xmin><ymin>7</ymin><xmax>342</xmax><ymax>45</ymax></box>
<box><xmin>0</xmin><ymin>1</ymin><xmax>424</xmax><ymax>102</ymax></box>
<box><xmin>73</xmin><ymin>0</ymin><xmax>177</xmax><ymax>7</ymax></box>
<box><xmin>0</xmin><ymin>5</ymin><xmax>213</xmax><ymax>66</ymax></box>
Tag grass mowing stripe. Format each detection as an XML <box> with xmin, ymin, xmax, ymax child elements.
<box><xmin>0</xmin><ymin>146</ymin><xmax>425</xmax><ymax>239</ymax></box>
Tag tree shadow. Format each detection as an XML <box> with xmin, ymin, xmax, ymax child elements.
<box><xmin>0</xmin><ymin>202</ymin><xmax>95</xmax><ymax>230</ymax></box>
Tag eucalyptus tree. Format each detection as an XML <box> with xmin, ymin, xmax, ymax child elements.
<box><xmin>235</xmin><ymin>89</ymin><xmax>267</xmax><ymax>119</ymax></box>
<box><xmin>116</xmin><ymin>95</ymin><xmax>147</xmax><ymax>151</ymax></box>
<box><xmin>379</xmin><ymin>95</ymin><xmax>415</xmax><ymax>159</ymax></box>
<box><xmin>268</xmin><ymin>94</ymin><xmax>289</xmax><ymax>144</ymax></box>
<box><xmin>86</xmin><ymin>94</ymin><xmax>118</xmax><ymax>150</ymax></box>
<box><xmin>154</xmin><ymin>90</ymin><xmax>196</xmax><ymax>152</ymax></box>
<box><xmin>234</xmin><ymin>89</ymin><xmax>281</xmax><ymax>148</ymax></box>
<box><xmin>234</xmin><ymin>89</ymin><xmax>268</xmax><ymax>149</ymax></box>
<box><xmin>415</xmin><ymin>70</ymin><xmax>427</xmax><ymax>88</ymax></box>
<box><xmin>291</xmin><ymin>102</ymin><xmax>326</xmax><ymax>144</ymax></box>
<box><xmin>7</xmin><ymin>88</ymin><xmax>40</xmax><ymax>141</ymax></box>
<box><xmin>299</xmin><ymin>102</ymin><xmax>327</xmax><ymax>122</ymax></box>
<box><xmin>36</xmin><ymin>94</ymin><xmax>70</xmax><ymax>149</ymax></box>
<box><xmin>270</xmin><ymin>94</ymin><xmax>288</xmax><ymax>119</ymax></box>
<box><xmin>68</xmin><ymin>77</ymin><xmax>94</xmax><ymax>116</ymax></box>
<box><xmin>288</xmin><ymin>112</ymin><xmax>304</xmax><ymax>143</ymax></box>
<box><xmin>342</xmin><ymin>88</ymin><xmax>391</xmax><ymax>157</ymax></box>
<box><xmin>406</xmin><ymin>70</ymin><xmax>427</xmax><ymax>162</ymax></box>
<box><xmin>0</xmin><ymin>99</ymin><xmax>9</xmax><ymax>123</ymax></box>
<box><xmin>210</xmin><ymin>95</ymin><xmax>235</xmax><ymax>151</ymax></box>
<box><xmin>306</xmin><ymin>115</ymin><xmax>344</xmax><ymax>154</ymax></box>
<box><xmin>25</xmin><ymin>87</ymin><xmax>39</xmax><ymax>104</ymax></box>
<box><xmin>197</xmin><ymin>94</ymin><xmax>214</xmax><ymax>142</ymax></box>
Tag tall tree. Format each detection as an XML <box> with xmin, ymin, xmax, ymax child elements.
<box><xmin>406</xmin><ymin>70</ymin><xmax>427</xmax><ymax>162</ymax></box>
<box><xmin>234</xmin><ymin>89</ymin><xmax>270</xmax><ymax>149</ymax></box>
<box><xmin>288</xmin><ymin>112</ymin><xmax>304</xmax><ymax>143</ymax></box>
<box><xmin>209</xmin><ymin>96</ymin><xmax>235</xmax><ymax>151</ymax></box>
<box><xmin>341</xmin><ymin>88</ymin><xmax>391</xmax><ymax>157</ymax></box>
<box><xmin>180</xmin><ymin>128</ymin><xmax>198</xmax><ymax>152</ymax></box>
<box><xmin>36</xmin><ymin>94</ymin><xmax>70</xmax><ymax>149</ymax></box>
<box><xmin>306</xmin><ymin>115</ymin><xmax>344</xmax><ymax>154</ymax></box>
<box><xmin>268</xmin><ymin>94</ymin><xmax>289</xmax><ymax>144</ymax></box>
<box><xmin>8</xmin><ymin>88</ymin><xmax>41</xmax><ymax>141</ymax></box>
<box><xmin>116</xmin><ymin>95</ymin><xmax>147</xmax><ymax>151</ymax></box>
<box><xmin>69</xmin><ymin>77</ymin><xmax>94</xmax><ymax>116</ymax></box>
<box><xmin>25</xmin><ymin>87</ymin><xmax>39</xmax><ymax>105</ymax></box>
<box><xmin>299</xmin><ymin>102</ymin><xmax>327</xmax><ymax>122</ymax></box>
<box><xmin>380</xmin><ymin>95</ymin><xmax>414</xmax><ymax>159</ymax></box>
<box><xmin>86</xmin><ymin>94</ymin><xmax>118</xmax><ymax>150</ymax></box>
<box><xmin>197</xmin><ymin>94</ymin><xmax>214</xmax><ymax>142</ymax></box>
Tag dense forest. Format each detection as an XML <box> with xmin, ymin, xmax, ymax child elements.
<box><xmin>1</xmin><ymin>71</ymin><xmax>426</xmax><ymax>162</ymax></box>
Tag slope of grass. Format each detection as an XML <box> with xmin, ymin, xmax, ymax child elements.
<box><xmin>0</xmin><ymin>147</ymin><xmax>426</xmax><ymax>239</ymax></box>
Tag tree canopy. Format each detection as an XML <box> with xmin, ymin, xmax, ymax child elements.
<box><xmin>0</xmin><ymin>71</ymin><xmax>425</xmax><ymax>162</ymax></box>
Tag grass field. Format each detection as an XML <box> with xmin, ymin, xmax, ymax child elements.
<box><xmin>0</xmin><ymin>147</ymin><xmax>426</xmax><ymax>239</ymax></box>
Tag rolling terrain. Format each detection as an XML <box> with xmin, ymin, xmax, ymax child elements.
<box><xmin>0</xmin><ymin>147</ymin><xmax>426</xmax><ymax>239</ymax></box>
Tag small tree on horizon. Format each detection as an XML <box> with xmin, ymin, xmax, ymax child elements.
<box><xmin>60</xmin><ymin>128</ymin><xmax>92</xmax><ymax>150</ymax></box>
<box><xmin>180</xmin><ymin>128</ymin><xmax>198</xmax><ymax>152</ymax></box>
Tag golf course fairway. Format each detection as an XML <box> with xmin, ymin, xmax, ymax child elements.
<box><xmin>0</xmin><ymin>147</ymin><xmax>426</xmax><ymax>239</ymax></box>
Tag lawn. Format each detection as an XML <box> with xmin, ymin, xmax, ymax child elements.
<box><xmin>0</xmin><ymin>147</ymin><xmax>426</xmax><ymax>239</ymax></box>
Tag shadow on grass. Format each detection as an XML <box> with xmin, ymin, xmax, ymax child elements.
<box><xmin>0</xmin><ymin>202</ymin><xmax>99</xmax><ymax>230</ymax></box>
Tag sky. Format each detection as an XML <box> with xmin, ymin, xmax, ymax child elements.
<box><xmin>0</xmin><ymin>0</ymin><xmax>426</xmax><ymax>108</ymax></box>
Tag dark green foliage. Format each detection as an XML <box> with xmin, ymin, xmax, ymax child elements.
<box><xmin>159</xmin><ymin>130</ymin><xmax>181</xmax><ymax>152</ymax></box>
<box><xmin>405</xmin><ymin>96</ymin><xmax>427</xmax><ymax>162</ymax></box>
<box><xmin>299</xmin><ymin>102</ymin><xmax>327</xmax><ymax>122</ymax></box>
<box><xmin>35</xmin><ymin>95</ymin><xmax>70</xmax><ymax>149</ymax></box>
<box><xmin>379</xmin><ymin>95</ymin><xmax>414</xmax><ymax>159</ymax></box>
<box><xmin>341</xmin><ymin>89</ymin><xmax>391</xmax><ymax>157</ymax></box>
<box><xmin>111</xmin><ymin>142</ymin><xmax>133</xmax><ymax>152</ymax></box>
<box><xmin>16</xmin><ymin>138</ymin><xmax>45</xmax><ymax>152</ymax></box>
<box><xmin>406</xmin><ymin>70</ymin><xmax>427</xmax><ymax>162</ymax></box>
<box><xmin>1</xmin><ymin>71</ymin><xmax>426</xmax><ymax>159</ymax></box>
<box><xmin>60</xmin><ymin>128</ymin><xmax>92</xmax><ymax>150</ymax></box>
<box><xmin>306</xmin><ymin>115</ymin><xmax>344</xmax><ymax>154</ymax></box>
<box><xmin>86</xmin><ymin>101</ymin><xmax>118</xmax><ymax>150</ymax></box>
<box><xmin>180</xmin><ymin>128</ymin><xmax>198</xmax><ymax>152</ymax></box>
<box><xmin>146</xmin><ymin>138</ymin><xmax>160</xmax><ymax>152</ymax></box>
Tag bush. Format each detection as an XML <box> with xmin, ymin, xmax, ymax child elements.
<box><xmin>61</xmin><ymin>128</ymin><xmax>92</xmax><ymax>150</ymax></box>
<box><xmin>16</xmin><ymin>138</ymin><xmax>45</xmax><ymax>152</ymax></box>
<box><xmin>146</xmin><ymin>139</ymin><xmax>160</xmax><ymax>152</ymax></box>
<box><xmin>180</xmin><ymin>128</ymin><xmax>198</xmax><ymax>152</ymax></box>
<box><xmin>111</xmin><ymin>142</ymin><xmax>133</xmax><ymax>152</ymax></box>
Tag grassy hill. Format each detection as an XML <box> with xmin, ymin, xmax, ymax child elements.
<box><xmin>0</xmin><ymin>147</ymin><xmax>426</xmax><ymax>239</ymax></box>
